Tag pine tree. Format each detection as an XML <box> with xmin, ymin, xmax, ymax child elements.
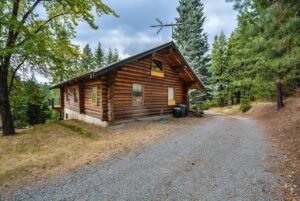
<box><xmin>221</xmin><ymin>0</ymin><xmax>300</xmax><ymax>109</ymax></box>
<box><xmin>210</xmin><ymin>32</ymin><xmax>228</xmax><ymax>106</ymax></box>
<box><xmin>173</xmin><ymin>0</ymin><xmax>211</xmax><ymax>103</ymax></box>
<box><xmin>256</xmin><ymin>2</ymin><xmax>300</xmax><ymax>109</ymax></box>
<box><xmin>112</xmin><ymin>49</ymin><xmax>120</xmax><ymax>63</ymax></box>
<box><xmin>81</xmin><ymin>44</ymin><xmax>95</xmax><ymax>72</ymax></box>
<box><xmin>95</xmin><ymin>42</ymin><xmax>105</xmax><ymax>68</ymax></box>
<box><xmin>106</xmin><ymin>48</ymin><xmax>114</xmax><ymax>65</ymax></box>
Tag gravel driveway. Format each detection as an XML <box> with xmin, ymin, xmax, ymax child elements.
<box><xmin>5</xmin><ymin>114</ymin><xmax>283</xmax><ymax>201</ymax></box>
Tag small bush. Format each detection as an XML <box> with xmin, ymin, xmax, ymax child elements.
<box><xmin>240</xmin><ymin>96</ymin><xmax>251</xmax><ymax>112</ymax></box>
<box><xmin>190</xmin><ymin>104</ymin><xmax>201</xmax><ymax>111</ymax></box>
<box><xmin>201</xmin><ymin>100</ymin><xmax>215</xmax><ymax>110</ymax></box>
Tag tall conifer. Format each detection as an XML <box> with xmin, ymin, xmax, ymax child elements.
<box><xmin>173</xmin><ymin>0</ymin><xmax>211</xmax><ymax>103</ymax></box>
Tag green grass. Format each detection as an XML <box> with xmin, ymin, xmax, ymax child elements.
<box><xmin>58</xmin><ymin>122</ymin><xmax>99</xmax><ymax>139</ymax></box>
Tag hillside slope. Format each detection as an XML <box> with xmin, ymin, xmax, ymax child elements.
<box><xmin>247</xmin><ymin>97</ymin><xmax>300</xmax><ymax>200</ymax></box>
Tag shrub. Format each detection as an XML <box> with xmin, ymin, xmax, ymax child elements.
<box><xmin>240</xmin><ymin>96</ymin><xmax>251</xmax><ymax>112</ymax></box>
<box><xmin>201</xmin><ymin>100</ymin><xmax>215</xmax><ymax>110</ymax></box>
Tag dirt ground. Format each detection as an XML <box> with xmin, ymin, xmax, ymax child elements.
<box><xmin>0</xmin><ymin>116</ymin><xmax>205</xmax><ymax>194</ymax></box>
<box><xmin>246</xmin><ymin>97</ymin><xmax>300</xmax><ymax>201</ymax></box>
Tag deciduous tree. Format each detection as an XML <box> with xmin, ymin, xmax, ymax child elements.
<box><xmin>0</xmin><ymin>0</ymin><xmax>116</xmax><ymax>135</ymax></box>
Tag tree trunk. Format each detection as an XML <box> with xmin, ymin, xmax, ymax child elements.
<box><xmin>276</xmin><ymin>81</ymin><xmax>284</xmax><ymax>110</ymax></box>
<box><xmin>0</xmin><ymin>62</ymin><xmax>15</xmax><ymax>135</ymax></box>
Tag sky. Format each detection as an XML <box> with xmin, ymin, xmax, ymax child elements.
<box><xmin>73</xmin><ymin>0</ymin><xmax>238</xmax><ymax>58</ymax></box>
<box><xmin>37</xmin><ymin>0</ymin><xmax>238</xmax><ymax>82</ymax></box>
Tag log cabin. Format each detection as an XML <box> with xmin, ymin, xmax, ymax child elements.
<box><xmin>50</xmin><ymin>41</ymin><xmax>204</xmax><ymax>127</ymax></box>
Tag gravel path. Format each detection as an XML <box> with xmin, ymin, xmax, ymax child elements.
<box><xmin>6</xmin><ymin>114</ymin><xmax>283</xmax><ymax>201</ymax></box>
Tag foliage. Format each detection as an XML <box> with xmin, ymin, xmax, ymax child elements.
<box><xmin>95</xmin><ymin>42</ymin><xmax>105</xmax><ymax>68</ymax></box>
<box><xmin>10</xmin><ymin>77</ymin><xmax>52</xmax><ymax>128</ymax></box>
<box><xmin>240</xmin><ymin>96</ymin><xmax>251</xmax><ymax>112</ymax></box>
<box><xmin>0</xmin><ymin>0</ymin><xmax>116</xmax><ymax>135</ymax></box>
<box><xmin>201</xmin><ymin>100</ymin><xmax>216</xmax><ymax>110</ymax></box>
<box><xmin>173</xmin><ymin>0</ymin><xmax>212</xmax><ymax>102</ymax></box>
<box><xmin>81</xmin><ymin>44</ymin><xmax>96</xmax><ymax>72</ymax></box>
<box><xmin>106</xmin><ymin>48</ymin><xmax>120</xmax><ymax>65</ymax></box>
<box><xmin>210</xmin><ymin>32</ymin><xmax>228</xmax><ymax>107</ymax></box>
<box><xmin>210</xmin><ymin>0</ymin><xmax>300</xmax><ymax>110</ymax></box>
<box><xmin>112</xmin><ymin>49</ymin><xmax>120</xmax><ymax>63</ymax></box>
<box><xmin>82</xmin><ymin>44</ymin><xmax>120</xmax><ymax>71</ymax></box>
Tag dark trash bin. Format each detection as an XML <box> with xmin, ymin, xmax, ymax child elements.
<box><xmin>173</xmin><ymin>107</ymin><xmax>181</xmax><ymax>118</ymax></box>
<box><xmin>178</xmin><ymin>104</ymin><xmax>187</xmax><ymax>117</ymax></box>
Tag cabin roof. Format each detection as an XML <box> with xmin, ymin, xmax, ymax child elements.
<box><xmin>51</xmin><ymin>41</ymin><xmax>205</xmax><ymax>89</ymax></box>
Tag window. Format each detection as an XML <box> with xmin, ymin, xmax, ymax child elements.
<box><xmin>92</xmin><ymin>86</ymin><xmax>98</xmax><ymax>106</ymax></box>
<box><xmin>132</xmin><ymin>84</ymin><xmax>143</xmax><ymax>106</ymax></box>
<box><xmin>168</xmin><ymin>87</ymin><xmax>176</xmax><ymax>106</ymax></box>
<box><xmin>151</xmin><ymin>59</ymin><xmax>164</xmax><ymax>77</ymax></box>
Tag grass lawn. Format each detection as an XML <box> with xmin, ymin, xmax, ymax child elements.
<box><xmin>0</xmin><ymin>117</ymin><xmax>203</xmax><ymax>192</ymax></box>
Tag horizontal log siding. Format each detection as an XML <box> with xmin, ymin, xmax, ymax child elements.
<box><xmin>101</xmin><ymin>77</ymin><xmax>108</xmax><ymax>121</ymax></box>
<box><xmin>113</xmin><ymin>54</ymin><xmax>187</xmax><ymax>120</ymax></box>
<box><xmin>83</xmin><ymin>80</ymin><xmax>102</xmax><ymax>119</ymax></box>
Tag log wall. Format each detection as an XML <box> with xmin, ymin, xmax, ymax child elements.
<box><xmin>83</xmin><ymin>80</ymin><xmax>102</xmax><ymax>119</ymax></box>
<box><xmin>64</xmin><ymin>79</ymin><xmax>103</xmax><ymax>120</ymax></box>
<box><xmin>62</xmin><ymin>53</ymin><xmax>189</xmax><ymax>122</ymax></box>
<box><xmin>112</xmin><ymin>53</ymin><xmax>188</xmax><ymax>120</ymax></box>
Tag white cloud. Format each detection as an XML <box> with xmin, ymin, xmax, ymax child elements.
<box><xmin>36</xmin><ymin>0</ymin><xmax>238</xmax><ymax>83</ymax></box>
<box><xmin>73</xmin><ymin>28</ymin><xmax>168</xmax><ymax>59</ymax></box>
<box><xmin>203</xmin><ymin>0</ymin><xmax>238</xmax><ymax>44</ymax></box>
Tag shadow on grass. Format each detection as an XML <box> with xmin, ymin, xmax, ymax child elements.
<box><xmin>58</xmin><ymin>122</ymin><xmax>99</xmax><ymax>140</ymax></box>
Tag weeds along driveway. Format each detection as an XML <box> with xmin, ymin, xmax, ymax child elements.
<box><xmin>6</xmin><ymin>114</ymin><xmax>283</xmax><ymax>201</ymax></box>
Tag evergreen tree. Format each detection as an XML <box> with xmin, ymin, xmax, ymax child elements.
<box><xmin>10</xmin><ymin>77</ymin><xmax>50</xmax><ymax>128</ymax></box>
<box><xmin>112</xmin><ymin>49</ymin><xmax>120</xmax><ymax>63</ymax></box>
<box><xmin>229</xmin><ymin>1</ymin><xmax>300</xmax><ymax>109</ymax></box>
<box><xmin>255</xmin><ymin>2</ymin><xmax>300</xmax><ymax>109</ymax></box>
<box><xmin>210</xmin><ymin>32</ymin><xmax>228</xmax><ymax>106</ymax></box>
<box><xmin>25</xmin><ymin>79</ymin><xmax>49</xmax><ymax>126</ymax></box>
<box><xmin>95</xmin><ymin>42</ymin><xmax>105</xmax><ymax>68</ymax></box>
<box><xmin>225</xmin><ymin>31</ymin><xmax>243</xmax><ymax>104</ymax></box>
<box><xmin>81</xmin><ymin>44</ymin><xmax>95</xmax><ymax>72</ymax></box>
<box><xmin>106</xmin><ymin>48</ymin><xmax>114</xmax><ymax>65</ymax></box>
<box><xmin>173</xmin><ymin>0</ymin><xmax>211</xmax><ymax>103</ymax></box>
<box><xmin>210</xmin><ymin>0</ymin><xmax>300</xmax><ymax>110</ymax></box>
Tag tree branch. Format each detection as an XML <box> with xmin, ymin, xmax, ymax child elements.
<box><xmin>6</xmin><ymin>0</ymin><xmax>21</xmax><ymax>48</ymax></box>
<box><xmin>12</xmin><ymin>0</ymin><xmax>43</xmax><ymax>41</ymax></box>
<box><xmin>16</xmin><ymin>12</ymin><xmax>68</xmax><ymax>47</ymax></box>
<box><xmin>21</xmin><ymin>0</ymin><xmax>43</xmax><ymax>24</ymax></box>
<box><xmin>35</xmin><ymin>12</ymin><xmax>67</xmax><ymax>33</ymax></box>
<box><xmin>8</xmin><ymin>57</ymin><xmax>27</xmax><ymax>94</ymax></box>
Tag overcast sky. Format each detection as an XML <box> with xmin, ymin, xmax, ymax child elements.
<box><xmin>38</xmin><ymin>0</ymin><xmax>238</xmax><ymax>82</ymax></box>
<box><xmin>73</xmin><ymin>0</ymin><xmax>238</xmax><ymax>58</ymax></box>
